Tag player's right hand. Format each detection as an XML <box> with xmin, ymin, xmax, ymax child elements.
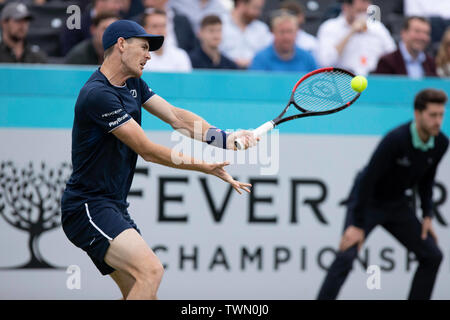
<box><xmin>204</xmin><ymin>161</ymin><xmax>252</xmax><ymax>194</ymax></box>
<box><xmin>227</xmin><ymin>130</ymin><xmax>259</xmax><ymax>150</ymax></box>
<box><xmin>339</xmin><ymin>226</ymin><xmax>365</xmax><ymax>251</ymax></box>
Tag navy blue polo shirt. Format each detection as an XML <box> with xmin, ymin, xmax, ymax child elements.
<box><xmin>61</xmin><ymin>69</ymin><xmax>154</xmax><ymax>213</ymax></box>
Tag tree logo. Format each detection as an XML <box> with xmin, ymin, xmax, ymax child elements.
<box><xmin>0</xmin><ymin>161</ymin><xmax>71</xmax><ymax>269</ymax></box>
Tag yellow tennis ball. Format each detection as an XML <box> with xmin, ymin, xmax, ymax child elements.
<box><xmin>351</xmin><ymin>75</ymin><xmax>368</xmax><ymax>93</ymax></box>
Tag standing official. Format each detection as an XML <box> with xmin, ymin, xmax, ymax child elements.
<box><xmin>317</xmin><ymin>88</ymin><xmax>448</xmax><ymax>300</ymax></box>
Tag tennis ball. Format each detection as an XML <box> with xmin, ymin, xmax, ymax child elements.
<box><xmin>351</xmin><ymin>75</ymin><xmax>368</xmax><ymax>93</ymax></box>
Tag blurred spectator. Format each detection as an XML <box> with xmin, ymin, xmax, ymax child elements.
<box><xmin>142</xmin><ymin>9</ymin><xmax>192</xmax><ymax>72</ymax></box>
<box><xmin>374</xmin><ymin>16</ymin><xmax>436</xmax><ymax>78</ymax></box>
<box><xmin>131</xmin><ymin>0</ymin><xmax>197</xmax><ymax>53</ymax></box>
<box><xmin>436</xmin><ymin>27</ymin><xmax>450</xmax><ymax>77</ymax></box>
<box><xmin>279</xmin><ymin>0</ymin><xmax>318</xmax><ymax>56</ymax></box>
<box><xmin>60</xmin><ymin>0</ymin><xmax>122</xmax><ymax>56</ymax></box>
<box><xmin>249</xmin><ymin>10</ymin><xmax>317</xmax><ymax>72</ymax></box>
<box><xmin>65</xmin><ymin>12</ymin><xmax>118</xmax><ymax>65</ymax></box>
<box><xmin>169</xmin><ymin>0</ymin><xmax>229</xmax><ymax>33</ymax></box>
<box><xmin>0</xmin><ymin>2</ymin><xmax>47</xmax><ymax>63</ymax></box>
<box><xmin>404</xmin><ymin>0</ymin><xmax>450</xmax><ymax>46</ymax></box>
<box><xmin>189</xmin><ymin>14</ymin><xmax>238</xmax><ymax>69</ymax></box>
<box><xmin>220</xmin><ymin>0</ymin><xmax>272</xmax><ymax>69</ymax></box>
<box><xmin>316</xmin><ymin>0</ymin><xmax>395</xmax><ymax>76</ymax></box>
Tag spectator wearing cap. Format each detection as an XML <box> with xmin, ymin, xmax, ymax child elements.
<box><xmin>189</xmin><ymin>14</ymin><xmax>238</xmax><ymax>70</ymax></box>
<box><xmin>220</xmin><ymin>0</ymin><xmax>272</xmax><ymax>69</ymax></box>
<box><xmin>142</xmin><ymin>9</ymin><xmax>192</xmax><ymax>72</ymax></box>
<box><xmin>65</xmin><ymin>12</ymin><xmax>119</xmax><ymax>65</ymax></box>
<box><xmin>249</xmin><ymin>10</ymin><xmax>317</xmax><ymax>72</ymax></box>
<box><xmin>374</xmin><ymin>16</ymin><xmax>437</xmax><ymax>78</ymax></box>
<box><xmin>60</xmin><ymin>0</ymin><xmax>123</xmax><ymax>56</ymax></box>
<box><xmin>316</xmin><ymin>0</ymin><xmax>395</xmax><ymax>76</ymax></box>
<box><xmin>0</xmin><ymin>2</ymin><xmax>47</xmax><ymax>63</ymax></box>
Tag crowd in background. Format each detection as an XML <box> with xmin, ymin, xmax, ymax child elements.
<box><xmin>1</xmin><ymin>0</ymin><xmax>450</xmax><ymax>78</ymax></box>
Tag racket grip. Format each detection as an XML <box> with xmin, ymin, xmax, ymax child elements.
<box><xmin>234</xmin><ymin>121</ymin><xmax>275</xmax><ymax>150</ymax></box>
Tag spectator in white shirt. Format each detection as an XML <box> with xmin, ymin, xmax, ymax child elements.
<box><xmin>169</xmin><ymin>0</ymin><xmax>230</xmax><ymax>33</ymax></box>
<box><xmin>220</xmin><ymin>0</ymin><xmax>272</xmax><ymax>69</ymax></box>
<box><xmin>142</xmin><ymin>9</ymin><xmax>192</xmax><ymax>72</ymax></box>
<box><xmin>279</xmin><ymin>0</ymin><xmax>318</xmax><ymax>56</ymax></box>
<box><xmin>316</xmin><ymin>0</ymin><xmax>396</xmax><ymax>76</ymax></box>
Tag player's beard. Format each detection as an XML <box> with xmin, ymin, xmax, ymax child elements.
<box><xmin>418</xmin><ymin>119</ymin><xmax>440</xmax><ymax>138</ymax></box>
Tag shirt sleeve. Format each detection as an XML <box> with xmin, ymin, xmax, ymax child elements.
<box><xmin>316</xmin><ymin>20</ymin><xmax>340</xmax><ymax>68</ymax></box>
<box><xmin>418</xmin><ymin>139</ymin><xmax>449</xmax><ymax>218</ymax></box>
<box><xmin>249</xmin><ymin>52</ymin><xmax>267</xmax><ymax>71</ymax></box>
<box><xmin>352</xmin><ymin>132</ymin><xmax>398</xmax><ymax>228</ymax></box>
<box><xmin>305</xmin><ymin>51</ymin><xmax>318</xmax><ymax>71</ymax></box>
<box><xmin>83</xmin><ymin>88</ymin><xmax>131</xmax><ymax>133</ymax></box>
<box><xmin>379</xmin><ymin>24</ymin><xmax>397</xmax><ymax>54</ymax></box>
<box><xmin>140</xmin><ymin>78</ymin><xmax>156</xmax><ymax>105</ymax></box>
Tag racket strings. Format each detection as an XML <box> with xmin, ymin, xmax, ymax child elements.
<box><xmin>293</xmin><ymin>70</ymin><xmax>358</xmax><ymax>112</ymax></box>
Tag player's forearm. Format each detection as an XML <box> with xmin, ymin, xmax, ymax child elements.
<box><xmin>171</xmin><ymin>107</ymin><xmax>212</xmax><ymax>142</ymax></box>
<box><xmin>142</xmin><ymin>142</ymin><xmax>208</xmax><ymax>173</ymax></box>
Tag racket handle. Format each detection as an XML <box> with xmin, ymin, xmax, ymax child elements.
<box><xmin>234</xmin><ymin>121</ymin><xmax>275</xmax><ymax>150</ymax></box>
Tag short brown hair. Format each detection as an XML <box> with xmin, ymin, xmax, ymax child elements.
<box><xmin>280</xmin><ymin>0</ymin><xmax>305</xmax><ymax>16</ymax></box>
<box><xmin>414</xmin><ymin>88</ymin><xmax>447</xmax><ymax>111</ymax></box>
<box><xmin>402</xmin><ymin>16</ymin><xmax>430</xmax><ymax>31</ymax></box>
<box><xmin>200</xmin><ymin>14</ymin><xmax>222</xmax><ymax>29</ymax></box>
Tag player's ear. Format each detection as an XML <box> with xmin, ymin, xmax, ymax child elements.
<box><xmin>117</xmin><ymin>37</ymin><xmax>127</xmax><ymax>53</ymax></box>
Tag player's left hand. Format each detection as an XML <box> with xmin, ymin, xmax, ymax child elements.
<box><xmin>205</xmin><ymin>161</ymin><xmax>252</xmax><ymax>194</ymax></box>
<box><xmin>421</xmin><ymin>216</ymin><xmax>438</xmax><ymax>243</ymax></box>
<box><xmin>227</xmin><ymin>130</ymin><xmax>260</xmax><ymax>150</ymax></box>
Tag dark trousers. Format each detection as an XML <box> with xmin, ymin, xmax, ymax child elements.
<box><xmin>317</xmin><ymin>179</ymin><xmax>443</xmax><ymax>300</ymax></box>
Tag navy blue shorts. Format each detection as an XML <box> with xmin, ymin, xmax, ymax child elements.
<box><xmin>61</xmin><ymin>203</ymin><xmax>140</xmax><ymax>275</ymax></box>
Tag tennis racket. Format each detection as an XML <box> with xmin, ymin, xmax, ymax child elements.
<box><xmin>235</xmin><ymin>67</ymin><xmax>362</xmax><ymax>150</ymax></box>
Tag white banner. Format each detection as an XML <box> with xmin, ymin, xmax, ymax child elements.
<box><xmin>0</xmin><ymin>129</ymin><xmax>449</xmax><ymax>299</ymax></box>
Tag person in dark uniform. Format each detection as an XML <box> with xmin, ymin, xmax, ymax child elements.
<box><xmin>317</xmin><ymin>88</ymin><xmax>448</xmax><ymax>300</ymax></box>
<box><xmin>61</xmin><ymin>20</ymin><xmax>257</xmax><ymax>300</ymax></box>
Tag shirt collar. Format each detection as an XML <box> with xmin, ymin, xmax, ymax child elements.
<box><xmin>410</xmin><ymin>121</ymin><xmax>434</xmax><ymax>151</ymax></box>
<box><xmin>400</xmin><ymin>41</ymin><xmax>426</xmax><ymax>63</ymax></box>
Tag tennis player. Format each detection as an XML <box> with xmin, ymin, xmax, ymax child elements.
<box><xmin>317</xmin><ymin>88</ymin><xmax>448</xmax><ymax>300</ymax></box>
<box><xmin>61</xmin><ymin>20</ymin><xmax>257</xmax><ymax>300</ymax></box>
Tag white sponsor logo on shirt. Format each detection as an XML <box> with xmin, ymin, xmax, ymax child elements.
<box><xmin>396</xmin><ymin>156</ymin><xmax>411</xmax><ymax>167</ymax></box>
<box><xmin>108</xmin><ymin>114</ymin><xmax>129</xmax><ymax>127</ymax></box>
<box><xmin>102</xmin><ymin>108</ymin><xmax>123</xmax><ymax>118</ymax></box>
